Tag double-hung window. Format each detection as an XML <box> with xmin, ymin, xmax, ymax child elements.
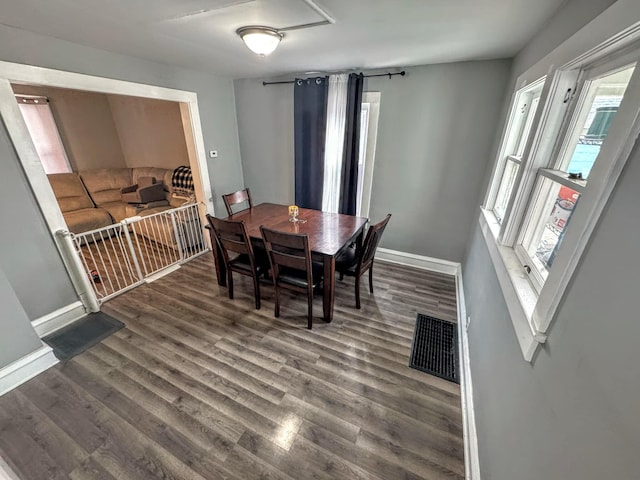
<box><xmin>490</xmin><ymin>79</ymin><xmax>544</xmax><ymax>224</ymax></box>
<box><xmin>482</xmin><ymin>40</ymin><xmax>640</xmax><ymax>361</ymax></box>
<box><xmin>516</xmin><ymin>62</ymin><xmax>635</xmax><ymax>292</ymax></box>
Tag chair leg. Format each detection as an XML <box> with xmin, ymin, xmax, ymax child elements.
<box><xmin>252</xmin><ymin>274</ymin><xmax>261</xmax><ymax>310</ymax></box>
<box><xmin>307</xmin><ymin>289</ymin><xmax>313</xmax><ymax>329</ymax></box>
<box><xmin>274</xmin><ymin>285</ymin><xmax>280</xmax><ymax>318</ymax></box>
<box><xmin>355</xmin><ymin>276</ymin><xmax>361</xmax><ymax>309</ymax></box>
<box><xmin>369</xmin><ymin>266</ymin><xmax>374</xmax><ymax>294</ymax></box>
<box><xmin>227</xmin><ymin>271</ymin><xmax>234</xmax><ymax>299</ymax></box>
<box><xmin>339</xmin><ymin>272</ymin><xmax>344</xmax><ymax>281</ymax></box>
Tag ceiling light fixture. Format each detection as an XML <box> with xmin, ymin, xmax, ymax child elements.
<box><xmin>236</xmin><ymin>26</ymin><xmax>284</xmax><ymax>56</ymax></box>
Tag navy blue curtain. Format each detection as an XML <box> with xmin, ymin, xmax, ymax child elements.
<box><xmin>294</xmin><ymin>76</ymin><xmax>328</xmax><ymax>210</ymax></box>
<box><xmin>338</xmin><ymin>73</ymin><xmax>364</xmax><ymax>215</ymax></box>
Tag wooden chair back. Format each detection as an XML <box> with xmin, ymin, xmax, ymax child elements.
<box><xmin>222</xmin><ymin>188</ymin><xmax>253</xmax><ymax>216</ymax></box>
<box><xmin>358</xmin><ymin>214</ymin><xmax>392</xmax><ymax>273</ymax></box>
<box><xmin>260</xmin><ymin>226</ymin><xmax>312</xmax><ymax>279</ymax></box>
<box><xmin>207</xmin><ymin>215</ymin><xmax>254</xmax><ymax>264</ymax></box>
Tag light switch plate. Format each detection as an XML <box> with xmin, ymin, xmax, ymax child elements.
<box><xmin>209</xmin><ymin>150</ymin><xmax>218</xmax><ymax>158</ymax></box>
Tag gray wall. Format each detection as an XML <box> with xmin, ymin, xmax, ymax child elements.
<box><xmin>0</xmin><ymin>117</ymin><xmax>78</xmax><ymax>319</ymax></box>
<box><xmin>512</xmin><ymin>0</ymin><xmax>616</xmax><ymax>81</ymax></box>
<box><xmin>234</xmin><ymin>78</ymin><xmax>295</xmax><ymax>205</ymax></box>
<box><xmin>463</xmin><ymin>140</ymin><xmax>640</xmax><ymax>480</ymax></box>
<box><xmin>0</xmin><ymin>23</ymin><xmax>244</xmax><ymax>367</ymax></box>
<box><xmin>460</xmin><ymin>1</ymin><xmax>640</xmax><ymax>478</ymax></box>
<box><xmin>235</xmin><ymin>60</ymin><xmax>512</xmax><ymax>262</ymax></box>
<box><xmin>0</xmin><ymin>268</ymin><xmax>42</xmax><ymax>369</ymax></box>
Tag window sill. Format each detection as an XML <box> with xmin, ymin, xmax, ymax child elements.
<box><xmin>478</xmin><ymin>209</ymin><xmax>547</xmax><ymax>362</ymax></box>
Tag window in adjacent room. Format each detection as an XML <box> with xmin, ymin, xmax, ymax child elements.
<box><xmin>16</xmin><ymin>95</ymin><xmax>72</xmax><ymax>174</ymax></box>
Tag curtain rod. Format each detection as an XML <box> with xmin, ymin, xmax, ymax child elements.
<box><xmin>262</xmin><ymin>70</ymin><xmax>405</xmax><ymax>86</ymax></box>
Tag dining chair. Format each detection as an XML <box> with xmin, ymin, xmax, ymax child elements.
<box><xmin>206</xmin><ymin>214</ymin><xmax>267</xmax><ymax>309</ymax></box>
<box><xmin>336</xmin><ymin>214</ymin><xmax>392</xmax><ymax>309</ymax></box>
<box><xmin>260</xmin><ymin>226</ymin><xmax>322</xmax><ymax>329</ymax></box>
<box><xmin>222</xmin><ymin>188</ymin><xmax>253</xmax><ymax>216</ymax></box>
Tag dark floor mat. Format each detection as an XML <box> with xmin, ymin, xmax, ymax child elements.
<box><xmin>409</xmin><ymin>313</ymin><xmax>459</xmax><ymax>383</ymax></box>
<box><xmin>43</xmin><ymin>312</ymin><xmax>124</xmax><ymax>361</ymax></box>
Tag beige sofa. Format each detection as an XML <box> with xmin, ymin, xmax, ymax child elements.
<box><xmin>48</xmin><ymin>168</ymin><xmax>196</xmax><ymax>249</ymax></box>
<box><xmin>79</xmin><ymin>167</ymin><xmax>186</xmax><ymax>222</ymax></box>
<box><xmin>48</xmin><ymin>173</ymin><xmax>113</xmax><ymax>233</ymax></box>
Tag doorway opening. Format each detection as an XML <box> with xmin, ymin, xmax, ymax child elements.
<box><xmin>0</xmin><ymin>62</ymin><xmax>213</xmax><ymax>318</ymax></box>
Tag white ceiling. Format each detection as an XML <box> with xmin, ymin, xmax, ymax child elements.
<box><xmin>0</xmin><ymin>0</ymin><xmax>567</xmax><ymax>79</ymax></box>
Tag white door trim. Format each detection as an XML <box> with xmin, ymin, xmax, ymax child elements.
<box><xmin>0</xmin><ymin>60</ymin><xmax>214</xmax><ymax>313</ymax></box>
<box><xmin>359</xmin><ymin>91</ymin><xmax>381</xmax><ymax>218</ymax></box>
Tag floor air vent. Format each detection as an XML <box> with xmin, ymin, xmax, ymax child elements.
<box><xmin>409</xmin><ymin>314</ymin><xmax>459</xmax><ymax>383</ymax></box>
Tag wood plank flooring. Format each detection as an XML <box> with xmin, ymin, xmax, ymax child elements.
<box><xmin>0</xmin><ymin>255</ymin><xmax>463</xmax><ymax>479</ymax></box>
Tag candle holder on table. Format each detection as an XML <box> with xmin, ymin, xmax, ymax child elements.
<box><xmin>288</xmin><ymin>205</ymin><xmax>306</xmax><ymax>223</ymax></box>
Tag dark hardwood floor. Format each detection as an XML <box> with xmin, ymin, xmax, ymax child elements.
<box><xmin>0</xmin><ymin>255</ymin><xmax>463</xmax><ymax>479</ymax></box>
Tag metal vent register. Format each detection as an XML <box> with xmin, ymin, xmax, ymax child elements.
<box><xmin>409</xmin><ymin>314</ymin><xmax>459</xmax><ymax>383</ymax></box>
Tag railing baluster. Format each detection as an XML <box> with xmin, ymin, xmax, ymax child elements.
<box><xmin>106</xmin><ymin>227</ymin><xmax>129</xmax><ymax>288</ymax></box>
<box><xmin>156</xmin><ymin>214</ymin><xmax>175</xmax><ymax>266</ymax></box>
<box><xmin>183</xmin><ymin>207</ymin><xmax>197</xmax><ymax>259</ymax></box>
<box><xmin>122</xmin><ymin>221</ymin><xmax>144</xmax><ymax>282</ymax></box>
<box><xmin>142</xmin><ymin>217</ymin><xmax>162</xmax><ymax>273</ymax></box>
<box><xmin>170</xmin><ymin>209</ymin><xmax>185</xmax><ymax>262</ymax></box>
<box><xmin>99</xmin><ymin>229</ymin><xmax>122</xmax><ymax>292</ymax></box>
<box><xmin>91</xmin><ymin>232</ymin><xmax>115</xmax><ymax>295</ymax></box>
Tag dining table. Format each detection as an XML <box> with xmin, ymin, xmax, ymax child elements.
<box><xmin>211</xmin><ymin>203</ymin><xmax>368</xmax><ymax>323</ymax></box>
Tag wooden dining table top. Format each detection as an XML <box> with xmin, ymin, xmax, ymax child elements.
<box><xmin>228</xmin><ymin>203</ymin><xmax>368</xmax><ymax>256</ymax></box>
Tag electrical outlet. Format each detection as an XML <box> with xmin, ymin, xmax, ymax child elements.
<box><xmin>466</xmin><ymin>316</ymin><xmax>471</xmax><ymax>330</ymax></box>
<box><xmin>209</xmin><ymin>150</ymin><xmax>218</xmax><ymax>158</ymax></box>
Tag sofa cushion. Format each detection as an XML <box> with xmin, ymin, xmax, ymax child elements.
<box><xmin>80</xmin><ymin>168</ymin><xmax>133</xmax><ymax>206</ymax></box>
<box><xmin>63</xmin><ymin>208</ymin><xmax>113</xmax><ymax>234</ymax></box>
<box><xmin>139</xmin><ymin>205</ymin><xmax>173</xmax><ymax>217</ymax></box>
<box><xmin>100</xmin><ymin>201</ymin><xmax>130</xmax><ymax>223</ymax></box>
<box><xmin>48</xmin><ymin>173</ymin><xmax>94</xmax><ymax>213</ymax></box>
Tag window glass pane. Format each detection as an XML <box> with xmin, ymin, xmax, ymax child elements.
<box><xmin>562</xmin><ymin>65</ymin><xmax>635</xmax><ymax>178</ymax></box>
<box><xmin>515</xmin><ymin>96</ymin><xmax>540</xmax><ymax>157</ymax></box>
<box><xmin>17</xmin><ymin>101</ymin><xmax>71</xmax><ymax>174</ymax></box>
<box><xmin>524</xmin><ymin>178</ymin><xmax>581</xmax><ymax>281</ymax></box>
<box><xmin>494</xmin><ymin>158</ymin><xmax>520</xmax><ymax>222</ymax></box>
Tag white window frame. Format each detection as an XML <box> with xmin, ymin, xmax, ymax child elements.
<box><xmin>486</xmin><ymin>78</ymin><xmax>545</xmax><ymax>225</ymax></box>
<box><xmin>16</xmin><ymin>95</ymin><xmax>73</xmax><ymax>174</ymax></box>
<box><xmin>481</xmin><ymin>26</ymin><xmax>640</xmax><ymax>361</ymax></box>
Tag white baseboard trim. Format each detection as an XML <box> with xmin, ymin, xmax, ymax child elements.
<box><xmin>456</xmin><ymin>268</ymin><xmax>481</xmax><ymax>480</ymax></box>
<box><xmin>32</xmin><ymin>301</ymin><xmax>86</xmax><ymax>338</ymax></box>
<box><xmin>0</xmin><ymin>344</ymin><xmax>58</xmax><ymax>397</ymax></box>
<box><xmin>375</xmin><ymin>247</ymin><xmax>460</xmax><ymax>275</ymax></box>
<box><xmin>0</xmin><ymin>455</ymin><xmax>20</xmax><ymax>480</ymax></box>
